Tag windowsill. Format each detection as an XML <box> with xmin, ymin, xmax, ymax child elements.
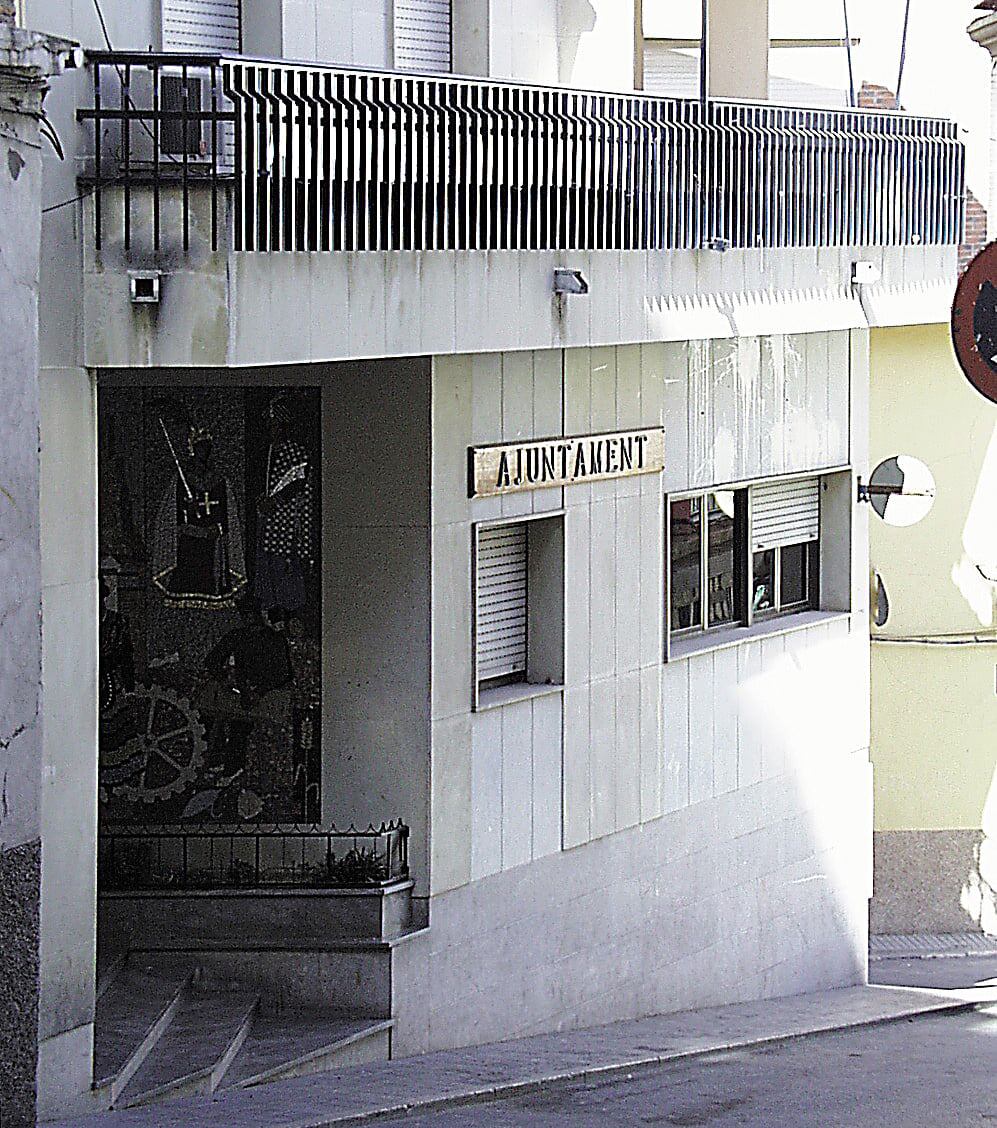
<box><xmin>667</xmin><ymin>609</ymin><xmax>852</xmax><ymax>662</ymax></box>
<box><xmin>475</xmin><ymin>681</ymin><xmax>565</xmax><ymax>712</ymax></box>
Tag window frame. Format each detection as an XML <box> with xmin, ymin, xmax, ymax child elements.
<box><xmin>750</xmin><ymin>540</ymin><xmax>820</xmax><ymax>620</ymax></box>
<box><xmin>667</xmin><ymin>487</ymin><xmax>749</xmax><ymax>642</ymax></box>
<box><xmin>472</xmin><ymin>511</ymin><xmax>566</xmax><ymax>711</ymax></box>
<box><xmin>666</xmin><ymin>474</ymin><xmax>825</xmax><ymax>656</ymax></box>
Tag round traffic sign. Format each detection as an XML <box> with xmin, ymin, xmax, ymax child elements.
<box><xmin>952</xmin><ymin>242</ymin><xmax>997</xmax><ymax>405</ymax></box>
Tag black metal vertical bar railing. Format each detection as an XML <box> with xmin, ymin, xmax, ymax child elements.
<box><xmin>78</xmin><ymin>53</ymin><xmax>236</xmax><ymax>255</ymax></box>
<box><xmin>98</xmin><ymin>821</ymin><xmax>411</xmax><ymax>891</ymax></box>
<box><xmin>78</xmin><ymin>52</ymin><xmax>965</xmax><ymax>257</ymax></box>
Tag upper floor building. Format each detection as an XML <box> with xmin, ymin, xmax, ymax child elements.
<box><xmin>20</xmin><ymin>0</ymin><xmax>965</xmax><ymax>374</ymax></box>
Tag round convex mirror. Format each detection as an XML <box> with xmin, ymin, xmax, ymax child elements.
<box><xmin>867</xmin><ymin>455</ymin><xmax>936</xmax><ymax>527</ymax></box>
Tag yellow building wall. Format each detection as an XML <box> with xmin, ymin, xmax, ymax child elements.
<box><xmin>870</xmin><ymin>322</ymin><xmax>997</xmax><ymax>833</ymax></box>
<box><xmin>870</xmin><ymin>323</ymin><xmax>997</xmax><ymax>935</ymax></box>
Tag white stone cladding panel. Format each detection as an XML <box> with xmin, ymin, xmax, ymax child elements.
<box><xmin>431</xmin><ymin>331</ymin><xmax>862</xmax><ymax>892</ymax></box>
<box><xmin>392</xmin><ymin>754</ymin><xmax>872</xmax><ymax>1057</ymax></box>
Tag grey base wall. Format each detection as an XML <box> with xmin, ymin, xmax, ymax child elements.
<box><xmin>871</xmin><ymin>829</ymin><xmax>992</xmax><ymax>935</ymax></box>
<box><xmin>0</xmin><ymin>840</ymin><xmax>41</xmax><ymax>1128</ymax></box>
<box><xmin>392</xmin><ymin>762</ymin><xmax>871</xmax><ymax>1057</ymax></box>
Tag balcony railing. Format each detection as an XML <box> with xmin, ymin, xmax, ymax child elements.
<box><xmin>79</xmin><ymin>51</ymin><xmax>966</xmax><ymax>256</ymax></box>
<box><xmin>98</xmin><ymin>821</ymin><xmax>410</xmax><ymax>890</ymax></box>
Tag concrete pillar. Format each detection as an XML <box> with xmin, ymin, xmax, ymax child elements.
<box><xmin>707</xmin><ymin>0</ymin><xmax>769</xmax><ymax>101</ymax></box>
<box><xmin>452</xmin><ymin>0</ymin><xmax>490</xmax><ymax>77</ymax></box>
<box><xmin>0</xmin><ymin>25</ymin><xmax>76</xmax><ymax>1128</ymax></box>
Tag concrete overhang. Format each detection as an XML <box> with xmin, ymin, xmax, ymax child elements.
<box><xmin>968</xmin><ymin>12</ymin><xmax>997</xmax><ymax>54</ymax></box>
<box><xmin>0</xmin><ymin>25</ymin><xmax>81</xmax><ymax>82</ymax></box>
<box><xmin>79</xmin><ymin>188</ymin><xmax>960</xmax><ymax>368</ymax></box>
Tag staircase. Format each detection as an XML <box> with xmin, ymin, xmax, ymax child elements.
<box><xmin>92</xmin><ymin>879</ymin><xmax>419</xmax><ymax>1110</ymax></box>
<box><xmin>92</xmin><ymin>953</ymin><xmax>394</xmax><ymax>1109</ymax></box>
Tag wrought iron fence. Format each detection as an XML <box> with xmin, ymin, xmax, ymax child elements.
<box><xmin>79</xmin><ymin>51</ymin><xmax>965</xmax><ymax>256</ymax></box>
<box><xmin>98</xmin><ymin>821</ymin><xmax>409</xmax><ymax>890</ymax></box>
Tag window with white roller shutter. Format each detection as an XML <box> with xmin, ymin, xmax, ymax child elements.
<box><xmin>160</xmin><ymin>0</ymin><xmax>239</xmax><ymax>165</ymax></box>
<box><xmin>474</xmin><ymin>515</ymin><xmax>565</xmax><ymax>703</ymax></box>
<box><xmin>751</xmin><ymin>478</ymin><xmax>820</xmax><ymax>553</ymax></box>
<box><xmin>475</xmin><ymin>523</ymin><xmax>528</xmax><ymax>685</ymax></box>
<box><xmin>161</xmin><ymin>0</ymin><xmax>241</xmax><ymax>53</ymax></box>
<box><xmin>393</xmin><ymin>0</ymin><xmax>452</xmax><ymax>73</ymax></box>
<box><xmin>668</xmin><ymin>475</ymin><xmax>826</xmax><ymax>650</ymax></box>
<box><xmin>750</xmin><ymin>477</ymin><xmax>820</xmax><ymax>617</ymax></box>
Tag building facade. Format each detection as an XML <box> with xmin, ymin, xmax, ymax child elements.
<box><xmin>16</xmin><ymin>0</ymin><xmax>966</xmax><ymax>1119</ymax></box>
<box><xmin>869</xmin><ymin>322</ymin><xmax>997</xmax><ymax>938</ymax></box>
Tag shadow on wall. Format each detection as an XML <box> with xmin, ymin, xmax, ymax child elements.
<box><xmin>949</xmin><ymin>423</ymin><xmax>997</xmax><ymax>934</ymax></box>
<box><xmin>953</xmin><ymin>422</ymin><xmax>997</xmax><ymax>626</ymax></box>
<box><xmin>557</xmin><ymin>0</ymin><xmax>597</xmax><ymax>86</ymax></box>
<box><xmin>962</xmin><ymin>763</ymin><xmax>997</xmax><ymax>934</ymax></box>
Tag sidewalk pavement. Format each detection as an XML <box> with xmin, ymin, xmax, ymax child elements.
<box><xmin>48</xmin><ymin>979</ymin><xmax>997</xmax><ymax>1128</ymax></box>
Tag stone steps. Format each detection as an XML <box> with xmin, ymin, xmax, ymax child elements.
<box><xmin>118</xmin><ymin>988</ymin><xmax>259</xmax><ymax>1108</ymax></box>
<box><xmin>92</xmin><ymin>956</ymin><xmax>194</xmax><ymax>1105</ymax></box>
<box><xmin>220</xmin><ymin>1013</ymin><xmax>394</xmax><ymax>1090</ymax></box>
<box><xmin>93</xmin><ymin>954</ymin><xmax>393</xmax><ymax>1111</ymax></box>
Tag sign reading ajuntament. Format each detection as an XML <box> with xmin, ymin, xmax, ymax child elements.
<box><xmin>469</xmin><ymin>428</ymin><xmax>665</xmax><ymax>498</ymax></box>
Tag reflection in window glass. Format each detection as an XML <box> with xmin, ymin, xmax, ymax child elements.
<box><xmin>752</xmin><ymin>549</ymin><xmax>775</xmax><ymax>613</ymax></box>
<box><xmin>780</xmin><ymin>542</ymin><xmax>809</xmax><ymax>607</ymax></box>
<box><xmin>707</xmin><ymin>492</ymin><xmax>736</xmax><ymax>626</ymax></box>
<box><xmin>670</xmin><ymin>497</ymin><xmax>702</xmax><ymax>630</ymax></box>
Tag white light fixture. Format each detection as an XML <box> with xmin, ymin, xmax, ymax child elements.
<box><xmin>553</xmin><ymin>268</ymin><xmax>589</xmax><ymax>296</ymax></box>
<box><xmin>129</xmin><ymin>270</ymin><xmax>161</xmax><ymax>305</ymax></box>
<box><xmin>852</xmin><ymin>260</ymin><xmax>881</xmax><ymax>285</ymax></box>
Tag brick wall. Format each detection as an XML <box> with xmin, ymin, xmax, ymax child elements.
<box><xmin>858</xmin><ymin>81</ymin><xmax>988</xmax><ymax>276</ymax></box>
<box><xmin>857</xmin><ymin>82</ymin><xmax>899</xmax><ymax>112</ymax></box>
<box><xmin>961</xmin><ymin>188</ymin><xmax>989</xmax><ymax>273</ymax></box>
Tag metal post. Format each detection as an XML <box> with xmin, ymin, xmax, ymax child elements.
<box><xmin>842</xmin><ymin>0</ymin><xmax>856</xmax><ymax>108</ymax></box>
<box><xmin>896</xmin><ymin>0</ymin><xmax>912</xmax><ymax>106</ymax></box>
<box><xmin>700</xmin><ymin>0</ymin><xmax>710</xmax><ymax>114</ymax></box>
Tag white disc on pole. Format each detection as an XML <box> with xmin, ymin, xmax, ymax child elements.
<box><xmin>868</xmin><ymin>455</ymin><xmax>935</xmax><ymax>527</ymax></box>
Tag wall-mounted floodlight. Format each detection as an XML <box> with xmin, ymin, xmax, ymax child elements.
<box><xmin>852</xmin><ymin>260</ymin><xmax>881</xmax><ymax>285</ymax></box>
<box><xmin>703</xmin><ymin>237</ymin><xmax>729</xmax><ymax>253</ymax></box>
<box><xmin>553</xmin><ymin>268</ymin><xmax>589</xmax><ymax>296</ymax></box>
<box><xmin>129</xmin><ymin>270</ymin><xmax>161</xmax><ymax>305</ymax></box>
<box><xmin>859</xmin><ymin>454</ymin><xmax>936</xmax><ymax>527</ymax></box>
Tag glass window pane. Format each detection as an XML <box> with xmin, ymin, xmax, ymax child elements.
<box><xmin>670</xmin><ymin>497</ymin><xmax>702</xmax><ymax>630</ymax></box>
<box><xmin>752</xmin><ymin>549</ymin><xmax>775</xmax><ymax>613</ymax></box>
<box><xmin>780</xmin><ymin>541</ymin><xmax>809</xmax><ymax>607</ymax></box>
<box><xmin>707</xmin><ymin>492</ymin><xmax>736</xmax><ymax>626</ymax></box>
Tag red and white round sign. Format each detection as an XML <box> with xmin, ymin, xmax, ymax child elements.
<box><xmin>952</xmin><ymin>242</ymin><xmax>997</xmax><ymax>405</ymax></box>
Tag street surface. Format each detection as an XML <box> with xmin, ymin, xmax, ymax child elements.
<box><xmin>374</xmin><ymin>958</ymin><xmax>997</xmax><ymax>1128</ymax></box>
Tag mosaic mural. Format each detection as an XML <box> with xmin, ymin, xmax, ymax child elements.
<box><xmin>98</xmin><ymin>386</ymin><xmax>322</xmax><ymax>826</ymax></box>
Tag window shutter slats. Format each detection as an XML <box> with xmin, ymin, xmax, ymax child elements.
<box><xmin>393</xmin><ymin>0</ymin><xmax>452</xmax><ymax>73</ymax></box>
<box><xmin>476</xmin><ymin>523</ymin><xmax>527</xmax><ymax>682</ymax></box>
<box><xmin>752</xmin><ymin>478</ymin><xmax>820</xmax><ymax>551</ymax></box>
<box><xmin>162</xmin><ymin>0</ymin><xmax>241</xmax><ymax>52</ymax></box>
